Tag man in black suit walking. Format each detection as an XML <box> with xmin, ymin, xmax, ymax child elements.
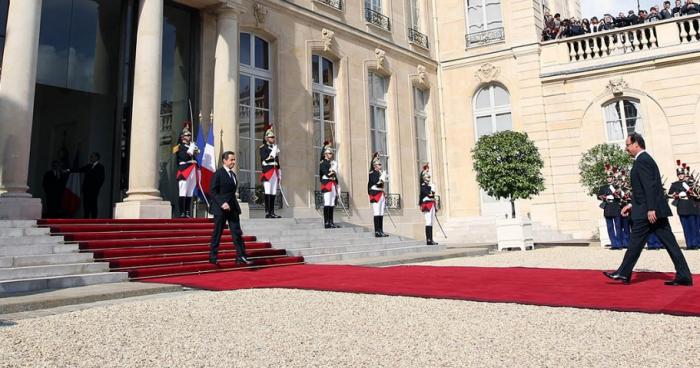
<box><xmin>604</xmin><ymin>133</ymin><xmax>693</xmax><ymax>286</ymax></box>
<box><xmin>208</xmin><ymin>151</ymin><xmax>252</xmax><ymax>266</ymax></box>
<box><xmin>75</xmin><ymin>152</ymin><xmax>105</xmax><ymax>219</ymax></box>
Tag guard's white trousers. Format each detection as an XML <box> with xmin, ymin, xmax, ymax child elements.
<box><xmin>424</xmin><ymin>206</ymin><xmax>436</xmax><ymax>226</ymax></box>
<box><xmin>323</xmin><ymin>186</ymin><xmax>337</xmax><ymax>206</ymax></box>
<box><xmin>178</xmin><ymin>169</ymin><xmax>197</xmax><ymax>197</ymax></box>
<box><xmin>263</xmin><ymin>171</ymin><xmax>279</xmax><ymax>195</ymax></box>
<box><xmin>372</xmin><ymin>194</ymin><xmax>386</xmax><ymax>216</ymax></box>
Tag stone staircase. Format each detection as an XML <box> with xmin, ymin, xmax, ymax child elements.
<box><xmin>434</xmin><ymin>217</ymin><xmax>573</xmax><ymax>245</ymax></box>
<box><xmin>246</xmin><ymin>218</ymin><xmax>442</xmax><ymax>263</ymax></box>
<box><xmin>0</xmin><ymin>220</ymin><xmax>127</xmax><ymax>295</ymax></box>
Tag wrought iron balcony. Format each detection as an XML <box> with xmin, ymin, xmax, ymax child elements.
<box><xmin>466</xmin><ymin>27</ymin><xmax>505</xmax><ymax>48</ymax></box>
<box><xmin>365</xmin><ymin>8</ymin><xmax>391</xmax><ymax>31</ymax></box>
<box><xmin>314</xmin><ymin>0</ymin><xmax>343</xmax><ymax>11</ymax></box>
<box><xmin>386</xmin><ymin>193</ymin><xmax>402</xmax><ymax>210</ymax></box>
<box><xmin>408</xmin><ymin>28</ymin><xmax>429</xmax><ymax>49</ymax></box>
<box><xmin>314</xmin><ymin>191</ymin><xmax>351</xmax><ymax>210</ymax></box>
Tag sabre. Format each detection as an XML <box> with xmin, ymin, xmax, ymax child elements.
<box><xmin>383</xmin><ymin>192</ymin><xmax>397</xmax><ymax>230</ymax></box>
<box><xmin>434</xmin><ymin>211</ymin><xmax>447</xmax><ymax>239</ymax></box>
<box><xmin>328</xmin><ymin>123</ymin><xmax>351</xmax><ymax>218</ymax></box>
<box><xmin>278</xmin><ymin>180</ymin><xmax>291</xmax><ymax>208</ymax></box>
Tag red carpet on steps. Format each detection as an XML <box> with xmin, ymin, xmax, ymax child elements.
<box><xmin>145</xmin><ymin>265</ymin><xmax>700</xmax><ymax>316</ymax></box>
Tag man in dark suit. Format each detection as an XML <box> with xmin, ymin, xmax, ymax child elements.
<box><xmin>208</xmin><ymin>151</ymin><xmax>252</xmax><ymax>266</ymax></box>
<box><xmin>42</xmin><ymin>160</ymin><xmax>68</xmax><ymax>218</ymax></box>
<box><xmin>661</xmin><ymin>1</ymin><xmax>675</xmax><ymax>19</ymax></box>
<box><xmin>75</xmin><ymin>152</ymin><xmax>105</xmax><ymax>219</ymax></box>
<box><xmin>604</xmin><ymin>133</ymin><xmax>693</xmax><ymax>286</ymax></box>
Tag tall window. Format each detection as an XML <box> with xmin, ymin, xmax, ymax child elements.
<box><xmin>604</xmin><ymin>99</ymin><xmax>643</xmax><ymax>145</ymax></box>
<box><xmin>366</xmin><ymin>0</ymin><xmax>382</xmax><ymax>12</ymax></box>
<box><xmin>312</xmin><ymin>55</ymin><xmax>336</xmax><ymax>189</ymax></box>
<box><xmin>414</xmin><ymin>87</ymin><xmax>429</xmax><ymax>169</ymax></box>
<box><xmin>466</xmin><ymin>0</ymin><xmax>503</xmax><ymax>34</ymax></box>
<box><xmin>409</xmin><ymin>0</ymin><xmax>421</xmax><ymax>30</ymax></box>
<box><xmin>474</xmin><ymin>85</ymin><xmax>511</xmax><ymax>211</ymax></box>
<box><xmin>239</xmin><ymin>33</ymin><xmax>272</xmax><ymax>188</ymax></box>
<box><xmin>369</xmin><ymin>71</ymin><xmax>389</xmax><ymax>190</ymax></box>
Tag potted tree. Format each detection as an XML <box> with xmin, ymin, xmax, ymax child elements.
<box><xmin>578</xmin><ymin>143</ymin><xmax>633</xmax><ymax>246</ymax></box>
<box><xmin>472</xmin><ymin>131</ymin><xmax>545</xmax><ymax>250</ymax></box>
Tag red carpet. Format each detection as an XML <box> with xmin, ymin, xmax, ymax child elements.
<box><xmin>145</xmin><ymin>265</ymin><xmax>700</xmax><ymax>316</ymax></box>
<box><xmin>38</xmin><ymin>219</ymin><xmax>304</xmax><ymax>279</ymax></box>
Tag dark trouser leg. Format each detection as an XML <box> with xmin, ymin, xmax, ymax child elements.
<box><xmin>654</xmin><ymin>217</ymin><xmax>692</xmax><ymax>281</ymax></box>
<box><xmin>621</xmin><ymin>217</ymin><xmax>631</xmax><ymax>247</ymax></box>
<box><xmin>680</xmin><ymin>215</ymin><xmax>694</xmax><ymax>249</ymax></box>
<box><xmin>178</xmin><ymin>196</ymin><xmax>185</xmax><ymax>217</ymax></box>
<box><xmin>226</xmin><ymin>213</ymin><xmax>247</xmax><ymax>259</ymax></box>
<box><xmin>184</xmin><ymin>197</ymin><xmax>192</xmax><ymax>217</ymax></box>
<box><xmin>83</xmin><ymin>193</ymin><xmax>98</xmax><ymax>219</ymax></box>
<box><xmin>617</xmin><ymin>219</ymin><xmax>651</xmax><ymax>278</ymax></box>
<box><xmin>209</xmin><ymin>215</ymin><xmax>226</xmax><ymax>260</ymax></box>
<box><xmin>606</xmin><ymin>217</ymin><xmax>621</xmax><ymax>248</ymax></box>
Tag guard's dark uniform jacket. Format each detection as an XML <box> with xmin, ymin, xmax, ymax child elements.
<box><xmin>419</xmin><ymin>183</ymin><xmax>436</xmax><ymax>212</ymax></box>
<box><xmin>259</xmin><ymin>144</ymin><xmax>280</xmax><ymax>181</ymax></box>
<box><xmin>319</xmin><ymin>159</ymin><xmax>337</xmax><ymax>192</ymax></box>
<box><xmin>598</xmin><ymin>184</ymin><xmax>621</xmax><ymax>218</ymax></box>
<box><xmin>368</xmin><ymin>170</ymin><xmax>384</xmax><ymax>203</ymax></box>
<box><xmin>176</xmin><ymin>143</ymin><xmax>197</xmax><ymax>179</ymax></box>
<box><xmin>668</xmin><ymin>181</ymin><xmax>696</xmax><ymax>216</ymax></box>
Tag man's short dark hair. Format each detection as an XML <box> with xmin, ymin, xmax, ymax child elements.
<box><xmin>91</xmin><ymin>152</ymin><xmax>100</xmax><ymax>160</ymax></box>
<box><xmin>628</xmin><ymin>132</ymin><xmax>646</xmax><ymax>149</ymax></box>
<box><xmin>664</xmin><ymin>1</ymin><xmax>671</xmax><ymax>5</ymax></box>
<box><xmin>221</xmin><ymin>151</ymin><xmax>235</xmax><ymax>161</ymax></box>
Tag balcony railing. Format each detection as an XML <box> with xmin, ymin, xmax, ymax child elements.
<box><xmin>541</xmin><ymin>14</ymin><xmax>700</xmax><ymax>76</ymax></box>
<box><xmin>365</xmin><ymin>8</ymin><xmax>391</xmax><ymax>31</ymax></box>
<box><xmin>314</xmin><ymin>191</ymin><xmax>351</xmax><ymax>210</ymax></box>
<box><xmin>386</xmin><ymin>193</ymin><xmax>402</xmax><ymax>210</ymax></box>
<box><xmin>314</xmin><ymin>0</ymin><xmax>342</xmax><ymax>11</ymax></box>
<box><xmin>408</xmin><ymin>28</ymin><xmax>430</xmax><ymax>49</ymax></box>
<box><xmin>466</xmin><ymin>27</ymin><xmax>505</xmax><ymax>48</ymax></box>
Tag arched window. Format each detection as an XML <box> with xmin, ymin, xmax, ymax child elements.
<box><xmin>603</xmin><ymin>99</ymin><xmax>643</xmax><ymax>145</ymax></box>
<box><xmin>239</xmin><ymin>32</ymin><xmax>272</xmax><ymax>188</ymax></box>
<box><xmin>312</xmin><ymin>54</ymin><xmax>336</xmax><ymax>189</ymax></box>
<box><xmin>473</xmin><ymin>84</ymin><xmax>512</xmax><ymax>216</ymax></box>
<box><xmin>473</xmin><ymin>85</ymin><xmax>511</xmax><ymax>139</ymax></box>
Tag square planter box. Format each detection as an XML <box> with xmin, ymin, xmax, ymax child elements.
<box><xmin>496</xmin><ymin>218</ymin><xmax>534</xmax><ymax>251</ymax></box>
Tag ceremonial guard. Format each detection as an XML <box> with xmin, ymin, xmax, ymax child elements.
<box><xmin>668</xmin><ymin>161</ymin><xmax>699</xmax><ymax>249</ymax></box>
<box><xmin>598</xmin><ymin>164</ymin><xmax>623</xmax><ymax>249</ymax></box>
<box><xmin>419</xmin><ymin>164</ymin><xmax>439</xmax><ymax>245</ymax></box>
<box><xmin>175</xmin><ymin>126</ymin><xmax>199</xmax><ymax>218</ymax></box>
<box><xmin>368</xmin><ymin>152</ymin><xmax>389</xmax><ymax>237</ymax></box>
<box><xmin>259</xmin><ymin>124</ymin><xmax>282</xmax><ymax>218</ymax></box>
<box><xmin>319</xmin><ymin>141</ymin><xmax>340</xmax><ymax>228</ymax></box>
<box><xmin>618</xmin><ymin>170</ymin><xmax>632</xmax><ymax>248</ymax></box>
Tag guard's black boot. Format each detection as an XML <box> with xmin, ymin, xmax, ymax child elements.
<box><xmin>426</xmin><ymin>226</ymin><xmax>438</xmax><ymax>245</ymax></box>
<box><xmin>324</xmin><ymin>206</ymin><xmax>331</xmax><ymax>228</ymax></box>
<box><xmin>374</xmin><ymin>216</ymin><xmax>382</xmax><ymax>237</ymax></box>
<box><xmin>378</xmin><ymin>216</ymin><xmax>389</xmax><ymax>237</ymax></box>
<box><xmin>178</xmin><ymin>196</ymin><xmax>186</xmax><ymax>218</ymax></box>
<box><xmin>264</xmin><ymin>194</ymin><xmax>272</xmax><ymax>218</ymax></box>
<box><xmin>329</xmin><ymin>207</ymin><xmax>340</xmax><ymax>228</ymax></box>
<box><xmin>269</xmin><ymin>195</ymin><xmax>281</xmax><ymax>218</ymax></box>
<box><xmin>184</xmin><ymin>197</ymin><xmax>192</xmax><ymax>218</ymax></box>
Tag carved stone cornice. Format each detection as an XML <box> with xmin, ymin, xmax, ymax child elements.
<box><xmin>321</xmin><ymin>28</ymin><xmax>335</xmax><ymax>51</ymax></box>
<box><xmin>474</xmin><ymin>63</ymin><xmax>500</xmax><ymax>83</ymax></box>
<box><xmin>606</xmin><ymin>78</ymin><xmax>628</xmax><ymax>96</ymax></box>
<box><xmin>213</xmin><ymin>0</ymin><xmax>247</xmax><ymax>16</ymax></box>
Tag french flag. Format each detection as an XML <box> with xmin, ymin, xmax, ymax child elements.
<box><xmin>195</xmin><ymin>123</ymin><xmax>216</xmax><ymax>201</ymax></box>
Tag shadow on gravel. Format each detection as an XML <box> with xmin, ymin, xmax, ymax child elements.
<box><xmin>0</xmin><ymin>319</ymin><xmax>17</xmax><ymax>327</ymax></box>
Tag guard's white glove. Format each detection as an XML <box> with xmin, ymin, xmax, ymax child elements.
<box><xmin>379</xmin><ymin>171</ymin><xmax>388</xmax><ymax>183</ymax></box>
<box><xmin>187</xmin><ymin>142</ymin><xmax>198</xmax><ymax>155</ymax></box>
<box><xmin>330</xmin><ymin>160</ymin><xmax>338</xmax><ymax>173</ymax></box>
<box><xmin>270</xmin><ymin>144</ymin><xmax>280</xmax><ymax>158</ymax></box>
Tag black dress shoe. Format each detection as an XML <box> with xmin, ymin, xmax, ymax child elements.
<box><xmin>236</xmin><ymin>256</ymin><xmax>253</xmax><ymax>265</ymax></box>
<box><xmin>375</xmin><ymin>232</ymin><xmax>383</xmax><ymax>238</ymax></box>
<box><xmin>209</xmin><ymin>257</ymin><xmax>218</xmax><ymax>265</ymax></box>
<box><xmin>330</xmin><ymin>223</ymin><xmax>340</xmax><ymax>228</ymax></box>
<box><xmin>664</xmin><ymin>278</ymin><xmax>693</xmax><ymax>286</ymax></box>
<box><xmin>427</xmin><ymin>240</ymin><xmax>438</xmax><ymax>245</ymax></box>
<box><xmin>603</xmin><ymin>271</ymin><xmax>630</xmax><ymax>284</ymax></box>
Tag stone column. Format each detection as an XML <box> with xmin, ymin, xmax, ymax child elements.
<box><xmin>114</xmin><ymin>0</ymin><xmax>171</xmax><ymax>218</ymax></box>
<box><xmin>0</xmin><ymin>0</ymin><xmax>43</xmax><ymax>219</ymax></box>
<box><xmin>213</xmin><ymin>1</ymin><xmax>246</xmax><ymax>164</ymax></box>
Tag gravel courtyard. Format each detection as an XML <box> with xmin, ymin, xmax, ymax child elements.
<box><xmin>1</xmin><ymin>247</ymin><xmax>699</xmax><ymax>368</ymax></box>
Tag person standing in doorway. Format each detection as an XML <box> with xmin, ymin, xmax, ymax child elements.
<box><xmin>42</xmin><ymin>160</ymin><xmax>68</xmax><ymax>218</ymax></box>
<box><xmin>319</xmin><ymin>141</ymin><xmax>340</xmax><ymax>229</ymax></box>
<box><xmin>368</xmin><ymin>152</ymin><xmax>389</xmax><ymax>238</ymax></box>
<box><xmin>259</xmin><ymin>124</ymin><xmax>282</xmax><ymax>218</ymax></box>
<box><xmin>175</xmin><ymin>126</ymin><xmax>199</xmax><ymax>218</ymax></box>
<box><xmin>419</xmin><ymin>164</ymin><xmax>439</xmax><ymax>246</ymax></box>
<box><xmin>603</xmin><ymin>133</ymin><xmax>692</xmax><ymax>286</ymax></box>
<box><xmin>75</xmin><ymin>152</ymin><xmax>105</xmax><ymax>219</ymax></box>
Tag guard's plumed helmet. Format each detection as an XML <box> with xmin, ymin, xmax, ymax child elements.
<box><xmin>370</xmin><ymin>152</ymin><xmax>381</xmax><ymax>171</ymax></box>
<box><xmin>320</xmin><ymin>140</ymin><xmax>333</xmax><ymax>161</ymax></box>
<box><xmin>420</xmin><ymin>163</ymin><xmax>431</xmax><ymax>182</ymax></box>
<box><xmin>264</xmin><ymin>124</ymin><xmax>275</xmax><ymax>139</ymax></box>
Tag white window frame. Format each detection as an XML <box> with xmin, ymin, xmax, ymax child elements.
<box><xmin>603</xmin><ymin>99</ymin><xmax>644</xmax><ymax>147</ymax></box>
<box><xmin>369</xmin><ymin>71</ymin><xmax>390</xmax><ymax>192</ymax></box>
<box><xmin>409</xmin><ymin>0</ymin><xmax>421</xmax><ymax>30</ymax></box>
<box><xmin>413</xmin><ymin>87</ymin><xmax>429</xmax><ymax>170</ymax></box>
<box><xmin>465</xmin><ymin>0</ymin><xmax>503</xmax><ymax>34</ymax></box>
<box><xmin>312</xmin><ymin>55</ymin><xmax>337</xmax><ymax>190</ymax></box>
<box><xmin>239</xmin><ymin>32</ymin><xmax>273</xmax><ymax>188</ymax></box>
<box><xmin>366</xmin><ymin>0</ymin><xmax>382</xmax><ymax>12</ymax></box>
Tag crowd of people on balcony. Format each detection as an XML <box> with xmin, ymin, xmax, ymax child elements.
<box><xmin>542</xmin><ymin>0</ymin><xmax>700</xmax><ymax>41</ymax></box>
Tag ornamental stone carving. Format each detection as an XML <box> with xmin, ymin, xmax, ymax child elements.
<box><xmin>253</xmin><ymin>3</ymin><xmax>268</xmax><ymax>25</ymax></box>
<box><xmin>374</xmin><ymin>48</ymin><xmax>386</xmax><ymax>70</ymax></box>
<box><xmin>475</xmin><ymin>63</ymin><xmax>500</xmax><ymax>83</ymax></box>
<box><xmin>606</xmin><ymin>78</ymin><xmax>628</xmax><ymax>96</ymax></box>
<box><xmin>321</xmin><ymin>28</ymin><xmax>335</xmax><ymax>51</ymax></box>
<box><xmin>417</xmin><ymin>65</ymin><xmax>427</xmax><ymax>85</ymax></box>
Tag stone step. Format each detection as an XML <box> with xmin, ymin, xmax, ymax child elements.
<box><xmin>0</xmin><ymin>272</ymin><xmax>129</xmax><ymax>295</ymax></box>
<box><xmin>287</xmin><ymin>240</ymin><xmax>426</xmax><ymax>256</ymax></box>
<box><xmin>243</xmin><ymin>226</ymin><xmax>364</xmax><ymax>237</ymax></box>
<box><xmin>0</xmin><ymin>220</ymin><xmax>38</xmax><ymax>228</ymax></box>
<box><xmin>0</xmin><ymin>235</ymin><xmax>64</xmax><ymax>246</ymax></box>
<box><xmin>274</xmin><ymin>235</ymin><xmax>412</xmax><ymax>249</ymax></box>
<box><xmin>258</xmin><ymin>231</ymin><xmax>377</xmax><ymax>243</ymax></box>
<box><xmin>0</xmin><ymin>262</ymin><xmax>110</xmax><ymax>281</ymax></box>
<box><xmin>0</xmin><ymin>227</ymin><xmax>51</xmax><ymax>237</ymax></box>
<box><xmin>0</xmin><ymin>253</ymin><xmax>95</xmax><ymax>268</ymax></box>
<box><xmin>0</xmin><ymin>243</ymin><xmax>79</xmax><ymax>257</ymax></box>
<box><xmin>303</xmin><ymin>243</ymin><xmax>442</xmax><ymax>263</ymax></box>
